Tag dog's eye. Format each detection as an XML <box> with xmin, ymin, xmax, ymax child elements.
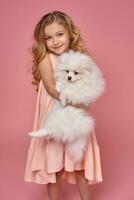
<box><xmin>66</xmin><ymin>70</ymin><xmax>69</xmax><ymax>73</ymax></box>
<box><xmin>74</xmin><ymin>71</ymin><xmax>79</xmax><ymax>75</ymax></box>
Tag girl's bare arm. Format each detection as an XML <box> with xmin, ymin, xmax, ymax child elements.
<box><xmin>38</xmin><ymin>53</ymin><xmax>59</xmax><ymax>100</ymax></box>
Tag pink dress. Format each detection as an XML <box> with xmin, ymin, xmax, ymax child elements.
<box><xmin>24</xmin><ymin>53</ymin><xmax>103</xmax><ymax>185</ymax></box>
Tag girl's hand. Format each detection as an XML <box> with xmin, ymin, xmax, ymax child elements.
<box><xmin>67</xmin><ymin>103</ymin><xmax>90</xmax><ymax>111</ymax></box>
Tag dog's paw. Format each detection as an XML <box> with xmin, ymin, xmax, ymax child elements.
<box><xmin>28</xmin><ymin>131</ymin><xmax>38</xmax><ymax>138</ymax></box>
<box><xmin>28</xmin><ymin>129</ymin><xmax>49</xmax><ymax>138</ymax></box>
<box><xmin>59</xmin><ymin>94</ymin><xmax>67</xmax><ymax>106</ymax></box>
<box><xmin>60</xmin><ymin>98</ymin><xmax>67</xmax><ymax>106</ymax></box>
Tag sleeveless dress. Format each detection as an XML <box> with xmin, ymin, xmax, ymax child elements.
<box><xmin>24</xmin><ymin>53</ymin><xmax>103</xmax><ymax>185</ymax></box>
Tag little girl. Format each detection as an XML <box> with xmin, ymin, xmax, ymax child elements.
<box><xmin>24</xmin><ymin>11</ymin><xmax>103</xmax><ymax>200</ymax></box>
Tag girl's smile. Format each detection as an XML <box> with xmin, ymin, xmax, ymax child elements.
<box><xmin>44</xmin><ymin>22</ymin><xmax>70</xmax><ymax>55</ymax></box>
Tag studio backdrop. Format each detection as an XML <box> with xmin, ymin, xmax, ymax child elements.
<box><xmin>0</xmin><ymin>0</ymin><xmax>134</xmax><ymax>199</ymax></box>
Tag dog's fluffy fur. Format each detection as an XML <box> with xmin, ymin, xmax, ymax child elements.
<box><xmin>29</xmin><ymin>50</ymin><xmax>105</xmax><ymax>163</ymax></box>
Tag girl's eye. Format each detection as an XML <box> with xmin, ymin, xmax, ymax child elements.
<box><xmin>74</xmin><ymin>71</ymin><xmax>79</xmax><ymax>75</ymax></box>
<box><xmin>45</xmin><ymin>36</ymin><xmax>51</xmax><ymax>40</ymax></box>
<box><xmin>58</xmin><ymin>32</ymin><xmax>64</xmax><ymax>37</ymax></box>
<box><xmin>66</xmin><ymin>70</ymin><xmax>69</xmax><ymax>73</ymax></box>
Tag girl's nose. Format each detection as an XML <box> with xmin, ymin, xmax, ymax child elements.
<box><xmin>53</xmin><ymin>38</ymin><xmax>60</xmax><ymax>46</ymax></box>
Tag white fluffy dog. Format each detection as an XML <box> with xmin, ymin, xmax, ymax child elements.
<box><xmin>29</xmin><ymin>50</ymin><xmax>105</xmax><ymax>163</ymax></box>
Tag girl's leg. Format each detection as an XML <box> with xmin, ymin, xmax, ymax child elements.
<box><xmin>47</xmin><ymin>168</ymin><xmax>64</xmax><ymax>200</ymax></box>
<box><xmin>75</xmin><ymin>170</ymin><xmax>91</xmax><ymax>200</ymax></box>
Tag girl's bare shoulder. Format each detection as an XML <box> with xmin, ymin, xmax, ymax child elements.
<box><xmin>39</xmin><ymin>52</ymin><xmax>53</xmax><ymax>73</ymax></box>
<box><xmin>38</xmin><ymin>52</ymin><xmax>55</xmax><ymax>91</ymax></box>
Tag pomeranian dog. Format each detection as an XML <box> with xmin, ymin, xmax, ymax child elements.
<box><xmin>28</xmin><ymin>50</ymin><xmax>105</xmax><ymax>163</ymax></box>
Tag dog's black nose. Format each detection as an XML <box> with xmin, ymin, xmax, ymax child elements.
<box><xmin>68</xmin><ymin>76</ymin><xmax>72</xmax><ymax>80</ymax></box>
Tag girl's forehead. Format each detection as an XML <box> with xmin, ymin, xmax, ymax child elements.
<box><xmin>44</xmin><ymin>22</ymin><xmax>66</xmax><ymax>36</ymax></box>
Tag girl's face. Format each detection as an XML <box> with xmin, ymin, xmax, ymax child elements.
<box><xmin>44</xmin><ymin>22</ymin><xmax>70</xmax><ymax>55</ymax></box>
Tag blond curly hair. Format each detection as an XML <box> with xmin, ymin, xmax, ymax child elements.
<box><xmin>31</xmin><ymin>11</ymin><xmax>89</xmax><ymax>91</ymax></box>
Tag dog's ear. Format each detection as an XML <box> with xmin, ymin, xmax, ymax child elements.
<box><xmin>85</xmin><ymin>68</ymin><xmax>92</xmax><ymax>72</ymax></box>
<box><xmin>81</xmin><ymin>67</ymin><xmax>92</xmax><ymax>74</ymax></box>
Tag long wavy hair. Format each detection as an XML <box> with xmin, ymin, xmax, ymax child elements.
<box><xmin>31</xmin><ymin>11</ymin><xmax>89</xmax><ymax>91</ymax></box>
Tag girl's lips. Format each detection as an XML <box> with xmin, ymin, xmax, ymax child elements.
<box><xmin>54</xmin><ymin>45</ymin><xmax>62</xmax><ymax>49</ymax></box>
